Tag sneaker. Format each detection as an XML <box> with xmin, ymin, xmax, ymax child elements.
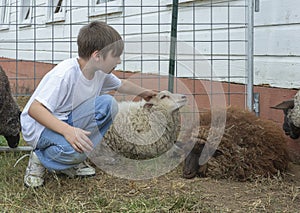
<box><xmin>24</xmin><ymin>152</ymin><xmax>46</xmax><ymax>188</ymax></box>
<box><xmin>59</xmin><ymin>161</ymin><xmax>95</xmax><ymax>178</ymax></box>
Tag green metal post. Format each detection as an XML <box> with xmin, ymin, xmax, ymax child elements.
<box><xmin>168</xmin><ymin>0</ymin><xmax>178</xmax><ymax>92</ymax></box>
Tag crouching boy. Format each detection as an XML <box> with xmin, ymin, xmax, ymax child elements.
<box><xmin>21</xmin><ymin>21</ymin><xmax>156</xmax><ymax>187</ymax></box>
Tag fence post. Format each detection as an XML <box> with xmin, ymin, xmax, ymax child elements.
<box><xmin>168</xmin><ymin>0</ymin><xmax>178</xmax><ymax>93</ymax></box>
<box><xmin>0</xmin><ymin>146</ymin><xmax>32</xmax><ymax>152</ymax></box>
<box><xmin>246</xmin><ymin>0</ymin><xmax>255</xmax><ymax>111</ymax></box>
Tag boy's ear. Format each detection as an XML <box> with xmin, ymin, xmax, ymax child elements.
<box><xmin>91</xmin><ymin>50</ymin><xmax>102</xmax><ymax>60</ymax></box>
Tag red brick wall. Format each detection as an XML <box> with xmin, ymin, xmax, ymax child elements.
<box><xmin>1</xmin><ymin>58</ymin><xmax>299</xmax><ymax>161</ymax></box>
<box><xmin>1</xmin><ymin>57</ymin><xmax>298</xmax><ymax>123</ymax></box>
<box><xmin>0</xmin><ymin>57</ymin><xmax>55</xmax><ymax>94</ymax></box>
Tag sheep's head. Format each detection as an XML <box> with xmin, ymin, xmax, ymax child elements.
<box><xmin>272</xmin><ymin>91</ymin><xmax>300</xmax><ymax>139</ymax></box>
<box><xmin>2</xmin><ymin>109</ymin><xmax>21</xmax><ymax>148</ymax></box>
<box><xmin>144</xmin><ymin>90</ymin><xmax>187</xmax><ymax>112</ymax></box>
<box><xmin>182</xmin><ymin>140</ymin><xmax>223</xmax><ymax>179</ymax></box>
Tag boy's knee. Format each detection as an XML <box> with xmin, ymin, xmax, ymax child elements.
<box><xmin>38</xmin><ymin>144</ymin><xmax>87</xmax><ymax>166</ymax></box>
<box><xmin>95</xmin><ymin>95</ymin><xmax>118</xmax><ymax>118</ymax></box>
<box><xmin>58</xmin><ymin>146</ymin><xmax>87</xmax><ymax>164</ymax></box>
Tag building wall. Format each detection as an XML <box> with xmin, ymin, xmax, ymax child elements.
<box><xmin>254</xmin><ymin>0</ymin><xmax>300</xmax><ymax>88</ymax></box>
<box><xmin>0</xmin><ymin>0</ymin><xmax>299</xmax><ymax>89</ymax></box>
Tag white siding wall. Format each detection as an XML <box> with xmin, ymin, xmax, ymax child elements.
<box><xmin>0</xmin><ymin>0</ymin><xmax>299</xmax><ymax>88</ymax></box>
<box><xmin>254</xmin><ymin>0</ymin><xmax>300</xmax><ymax>88</ymax></box>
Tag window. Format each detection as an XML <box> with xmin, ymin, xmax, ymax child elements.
<box><xmin>90</xmin><ymin>0</ymin><xmax>123</xmax><ymax>17</ymax></box>
<box><xmin>19</xmin><ymin>0</ymin><xmax>33</xmax><ymax>26</ymax></box>
<box><xmin>162</xmin><ymin>0</ymin><xmax>233</xmax><ymax>5</ymax></box>
<box><xmin>0</xmin><ymin>0</ymin><xmax>10</xmax><ymax>30</ymax></box>
<box><xmin>96</xmin><ymin>0</ymin><xmax>115</xmax><ymax>3</ymax></box>
<box><xmin>46</xmin><ymin>0</ymin><xmax>66</xmax><ymax>23</ymax></box>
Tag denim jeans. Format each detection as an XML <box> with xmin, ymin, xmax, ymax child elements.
<box><xmin>34</xmin><ymin>94</ymin><xmax>118</xmax><ymax>171</ymax></box>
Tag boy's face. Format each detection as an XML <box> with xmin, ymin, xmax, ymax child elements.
<box><xmin>97</xmin><ymin>50</ymin><xmax>121</xmax><ymax>74</ymax></box>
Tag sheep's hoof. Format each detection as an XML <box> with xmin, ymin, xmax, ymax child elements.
<box><xmin>182</xmin><ymin>171</ymin><xmax>198</xmax><ymax>179</ymax></box>
<box><xmin>5</xmin><ymin>134</ymin><xmax>20</xmax><ymax>148</ymax></box>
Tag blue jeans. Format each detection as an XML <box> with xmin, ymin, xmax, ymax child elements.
<box><xmin>34</xmin><ymin>95</ymin><xmax>118</xmax><ymax>171</ymax></box>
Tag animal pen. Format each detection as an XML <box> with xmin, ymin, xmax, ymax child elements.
<box><xmin>0</xmin><ymin>0</ymin><xmax>255</xmax><ymax>151</ymax></box>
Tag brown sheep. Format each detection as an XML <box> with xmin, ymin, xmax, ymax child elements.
<box><xmin>182</xmin><ymin>107</ymin><xmax>290</xmax><ymax>181</ymax></box>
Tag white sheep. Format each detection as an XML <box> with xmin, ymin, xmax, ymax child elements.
<box><xmin>272</xmin><ymin>90</ymin><xmax>300</xmax><ymax>139</ymax></box>
<box><xmin>100</xmin><ymin>90</ymin><xmax>188</xmax><ymax>160</ymax></box>
<box><xmin>0</xmin><ymin>66</ymin><xmax>21</xmax><ymax>148</ymax></box>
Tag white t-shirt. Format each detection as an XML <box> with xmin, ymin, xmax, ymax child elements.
<box><xmin>21</xmin><ymin>58</ymin><xmax>121</xmax><ymax>148</ymax></box>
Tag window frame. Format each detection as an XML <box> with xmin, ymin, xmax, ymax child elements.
<box><xmin>161</xmin><ymin>0</ymin><xmax>195</xmax><ymax>5</ymax></box>
<box><xmin>161</xmin><ymin>0</ymin><xmax>226</xmax><ymax>6</ymax></box>
<box><xmin>89</xmin><ymin>0</ymin><xmax>123</xmax><ymax>17</ymax></box>
<box><xmin>46</xmin><ymin>0</ymin><xmax>66</xmax><ymax>24</ymax></box>
<box><xmin>19</xmin><ymin>0</ymin><xmax>33</xmax><ymax>27</ymax></box>
<box><xmin>0</xmin><ymin>0</ymin><xmax>11</xmax><ymax>30</ymax></box>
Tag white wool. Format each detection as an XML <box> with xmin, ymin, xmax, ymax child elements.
<box><xmin>102</xmin><ymin>90</ymin><xmax>187</xmax><ymax>159</ymax></box>
<box><xmin>290</xmin><ymin>90</ymin><xmax>300</xmax><ymax>127</ymax></box>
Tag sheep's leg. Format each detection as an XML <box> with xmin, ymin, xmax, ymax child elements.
<box><xmin>182</xmin><ymin>151</ymin><xmax>200</xmax><ymax>179</ymax></box>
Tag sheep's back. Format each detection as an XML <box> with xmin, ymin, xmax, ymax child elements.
<box><xmin>193</xmin><ymin>107</ymin><xmax>290</xmax><ymax>181</ymax></box>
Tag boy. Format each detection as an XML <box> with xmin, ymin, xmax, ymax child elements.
<box><xmin>21</xmin><ymin>21</ymin><xmax>157</xmax><ymax>187</ymax></box>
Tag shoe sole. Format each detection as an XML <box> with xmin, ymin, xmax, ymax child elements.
<box><xmin>56</xmin><ymin>172</ymin><xmax>96</xmax><ymax>178</ymax></box>
<box><xmin>71</xmin><ymin>173</ymin><xmax>96</xmax><ymax>178</ymax></box>
<box><xmin>24</xmin><ymin>182</ymin><xmax>44</xmax><ymax>188</ymax></box>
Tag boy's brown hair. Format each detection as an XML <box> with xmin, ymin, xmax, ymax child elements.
<box><xmin>77</xmin><ymin>21</ymin><xmax>124</xmax><ymax>60</ymax></box>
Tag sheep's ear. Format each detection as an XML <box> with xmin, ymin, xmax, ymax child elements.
<box><xmin>271</xmin><ymin>99</ymin><xmax>294</xmax><ymax>110</ymax></box>
<box><xmin>143</xmin><ymin>103</ymin><xmax>154</xmax><ymax>109</ymax></box>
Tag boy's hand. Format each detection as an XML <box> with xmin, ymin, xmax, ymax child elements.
<box><xmin>64</xmin><ymin>126</ymin><xmax>93</xmax><ymax>153</ymax></box>
<box><xmin>140</xmin><ymin>90</ymin><xmax>158</xmax><ymax>101</ymax></box>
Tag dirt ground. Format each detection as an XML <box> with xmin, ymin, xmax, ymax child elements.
<box><xmin>100</xmin><ymin>161</ymin><xmax>300</xmax><ymax>211</ymax></box>
<box><xmin>3</xmin><ymin>96</ymin><xmax>298</xmax><ymax>212</ymax></box>
<box><xmin>39</xmin><ymin>160</ymin><xmax>300</xmax><ymax>212</ymax></box>
<box><xmin>1</xmin><ymin>152</ymin><xmax>300</xmax><ymax>212</ymax></box>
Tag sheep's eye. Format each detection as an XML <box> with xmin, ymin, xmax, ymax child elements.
<box><xmin>160</xmin><ymin>95</ymin><xmax>169</xmax><ymax>99</ymax></box>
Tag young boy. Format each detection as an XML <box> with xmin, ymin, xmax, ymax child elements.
<box><xmin>21</xmin><ymin>21</ymin><xmax>157</xmax><ymax>187</ymax></box>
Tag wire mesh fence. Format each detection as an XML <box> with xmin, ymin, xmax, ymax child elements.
<box><xmin>0</xmin><ymin>0</ymin><xmax>254</xmax><ymax>110</ymax></box>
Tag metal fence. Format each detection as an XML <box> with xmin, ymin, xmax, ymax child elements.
<box><xmin>0</xmin><ymin>0</ymin><xmax>254</xmax><ymax>110</ymax></box>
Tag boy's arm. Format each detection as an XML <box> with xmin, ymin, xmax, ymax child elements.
<box><xmin>117</xmin><ymin>79</ymin><xmax>157</xmax><ymax>101</ymax></box>
<box><xmin>28</xmin><ymin>100</ymin><xmax>93</xmax><ymax>153</ymax></box>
